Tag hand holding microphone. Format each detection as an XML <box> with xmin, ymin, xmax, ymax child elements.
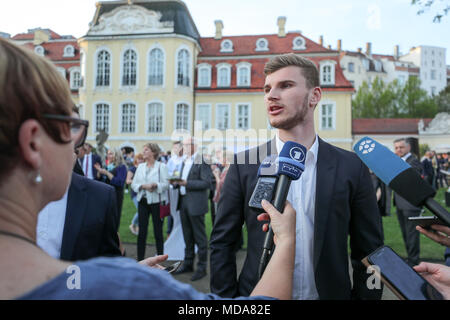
<box><xmin>257</xmin><ymin>199</ymin><xmax>296</xmax><ymax>245</ymax></box>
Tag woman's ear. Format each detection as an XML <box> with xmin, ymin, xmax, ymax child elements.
<box><xmin>18</xmin><ymin>119</ymin><xmax>43</xmax><ymax>170</ymax></box>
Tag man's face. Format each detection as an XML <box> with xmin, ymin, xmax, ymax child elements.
<box><xmin>264</xmin><ymin>66</ymin><xmax>315</xmax><ymax>130</ymax></box>
<box><xmin>182</xmin><ymin>138</ymin><xmax>196</xmax><ymax>157</ymax></box>
<box><xmin>394</xmin><ymin>141</ymin><xmax>408</xmax><ymax>157</ymax></box>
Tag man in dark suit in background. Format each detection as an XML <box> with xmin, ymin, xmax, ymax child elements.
<box><xmin>210</xmin><ymin>54</ymin><xmax>384</xmax><ymax>299</ymax></box>
<box><xmin>393</xmin><ymin>138</ymin><xmax>423</xmax><ymax>267</ymax></box>
<box><xmin>172</xmin><ymin>136</ymin><xmax>212</xmax><ymax>281</ymax></box>
<box><xmin>82</xmin><ymin>143</ymin><xmax>102</xmax><ymax>180</ymax></box>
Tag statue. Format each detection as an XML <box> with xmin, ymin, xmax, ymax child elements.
<box><xmin>96</xmin><ymin>129</ymin><xmax>109</xmax><ymax>164</ymax></box>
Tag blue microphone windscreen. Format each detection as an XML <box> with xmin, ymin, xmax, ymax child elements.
<box><xmin>353</xmin><ymin>137</ymin><xmax>410</xmax><ymax>185</ymax></box>
<box><xmin>258</xmin><ymin>154</ymin><xmax>279</xmax><ymax>176</ymax></box>
<box><xmin>277</xmin><ymin>141</ymin><xmax>306</xmax><ymax>180</ymax></box>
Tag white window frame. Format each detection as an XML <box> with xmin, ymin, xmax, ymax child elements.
<box><xmin>175</xmin><ymin>46</ymin><xmax>191</xmax><ymax>88</ymax></box>
<box><xmin>255</xmin><ymin>38</ymin><xmax>269</xmax><ymax>52</ymax></box>
<box><xmin>34</xmin><ymin>45</ymin><xmax>45</xmax><ymax>56</ymax></box>
<box><xmin>348</xmin><ymin>62</ymin><xmax>355</xmax><ymax>73</ymax></box>
<box><xmin>292</xmin><ymin>36</ymin><xmax>306</xmax><ymax>50</ymax></box>
<box><xmin>147</xmin><ymin>45</ymin><xmax>165</xmax><ymax>87</ymax></box>
<box><xmin>174</xmin><ymin>102</ymin><xmax>191</xmax><ymax>131</ymax></box>
<box><xmin>319</xmin><ymin>60</ymin><xmax>336</xmax><ymax>86</ymax></box>
<box><xmin>146</xmin><ymin>100</ymin><xmax>165</xmax><ymax>134</ymax></box>
<box><xmin>80</xmin><ymin>49</ymin><xmax>86</xmax><ymax>89</ymax></box>
<box><xmin>94</xmin><ymin>47</ymin><xmax>112</xmax><ymax>89</ymax></box>
<box><xmin>216</xmin><ymin>103</ymin><xmax>231</xmax><ymax>130</ymax></box>
<box><xmin>236</xmin><ymin>62</ymin><xmax>252</xmax><ymax>87</ymax></box>
<box><xmin>119</xmin><ymin>101</ymin><xmax>138</xmax><ymax>133</ymax></box>
<box><xmin>196</xmin><ymin>103</ymin><xmax>212</xmax><ymax>130</ymax></box>
<box><xmin>235</xmin><ymin>103</ymin><xmax>251</xmax><ymax>130</ymax></box>
<box><xmin>220</xmin><ymin>39</ymin><xmax>233</xmax><ymax>53</ymax></box>
<box><xmin>63</xmin><ymin>45</ymin><xmax>75</xmax><ymax>58</ymax></box>
<box><xmin>120</xmin><ymin>46</ymin><xmax>138</xmax><ymax>88</ymax></box>
<box><xmin>69</xmin><ymin>67</ymin><xmax>82</xmax><ymax>90</ymax></box>
<box><xmin>216</xmin><ymin>63</ymin><xmax>231</xmax><ymax>87</ymax></box>
<box><xmin>319</xmin><ymin>101</ymin><xmax>336</xmax><ymax>131</ymax></box>
<box><xmin>93</xmin><ymin>102</ymin><xmax>112</xmax><ymax>133</ymax></box>
<box><xmin>197</xmin><ymin>63</ymin><xmax>212</xmax><ymax>88</ymax></box>
<box><xmin>56</xmin><ymin>67</ymin><xmax>66</xmax><ymax>80</ymax></box>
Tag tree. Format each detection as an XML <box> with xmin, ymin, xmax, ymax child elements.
<box><xmin>411</xmin><ymin>0</ymin><xmax>450</xmax><ymax>22</ymax></box>
<box><xmin>434</xmin><ymin>85</ymin><xmax>450</xmax><ymax>112</ymax></box>
<box><xmin>398</xmin><ymin>76</ymin><xmax>438</xmax><ymax>118</ymax></box>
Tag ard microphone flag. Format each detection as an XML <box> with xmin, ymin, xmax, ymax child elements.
<box><xmin>354</xmin><ymin>137</ymin><xmax>450</xmax><ymax>227</ymax></box>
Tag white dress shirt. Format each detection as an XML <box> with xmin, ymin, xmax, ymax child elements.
<box><xmin>36</xmin><ymin>189</ymin><xmax>69</xmax><ymax>259</ymax></box>
<box><xmin>276</xmin><ymin>133</ymin><xmax>320</xmax><ymax>300</ymax></box>
<box><xmin>83</xmin><ymin>153</ymin><xmax>94</xmax><ymax>179</ymax></box>
<box><xmin>180</xmin><ymin>153</ymin><xmax>196</xmax><ymax>196</ymax></box>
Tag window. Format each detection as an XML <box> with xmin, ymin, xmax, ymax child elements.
<box><xmin>220</xmin><ymin>39</ymin><xmax>233</xmax><ymax>53</ymax></box>
<box><xmin>148</xmin><ymin>48</ymin><xmax>164</xmax><ymax>86</ymax></box>
<box><xmin>348</xmin><ymin>62</ymin><xmax>354</xmax><ymax>73</ymax></box>
<box><xmin>432</xmin><ymin>60</ymin><xmax>435</xmax><ymax>67</ymax></box>
<box><xmin>56</xmin><ymin>67</ymin><xmax>66</xmax><ymax>80</ymax></box>
<box><xmin>63</xmin><ymin>45</ymin><xmax>75</xmax><ymax>58</ymax></box>
<box><xmin>255</xmin><ymin>38</ymin><xmax>269</xmax><ymax>51</ymax></box>
<box><xmin>95</xmin><ymin>103</ymin><xmax>110</xmax><ymax>133</ymax></box>
<box><xmin>175</xmin><ymin>103</ymin><xmax>189</xmax><ymax>130</ymax></box>
<box><xmin>216</xmin><ymin>104</ymin><xmax>230</xmax><ymax>130</ymax></box>
<box><xmin>237</xmin><ymin>62</ymin><xmax>251</xmax><ymax>87</ymax></box>
<box><xmin>292</xmin><ymin>36</ymin><xmax>306</xmax><ymax>50</ymax></box>
<box><xmin>177</xmin><ymin>49</ymin><xmax>190</xmax><ymax>86</ymax></box>
<box><xmin>121</xmin><ymin>103</ymin><xmax>136</xmax><ymax>133</ymax></box>
<box><xmin>217</xmin><ymin>63</ymin><xmax>231</xmax><ymax>87</ymax></box>
<box><xmin>320</xmin><ymin>61</ymin><xmax>335</xmax><ymax>86</ymax></box>
<box><xmin>319</xmin><ymin>102</ymin><xmax>335</xmax><ymax>130</ymax></box>
<box><xmin>431</xmin><ymin>70</ymin><xmax>436</xmax><ymax>80</ymax></box>
<box><xmin>196</xmin><ymin>104</ymin><xmax>211</xmax><ymax>130</ymax></box>
<box><xmin>147</xmin><ymin>102</ymin><xmax>163</xmax><ymax>133</ymax></box>
<box><xmin>70</xmin><ymin>68</ymin><xmax>82</xmax><ymax>89</ymax></box>
<box><xmin>122</xmin><ymin>49</ymin><xmax>137</xmax><ymax>86</ymax></box>
<box><xmin>236</xmin><ymin>104</ymin><xmax>250</xmax><ymax>130</ymax></box>
<box><xmin>197</xmin><ymin>64</ymin><xmax>211</xmax><ymax>87</ymax></box>
<box><xmin>96</xmin><ymin>50</ymin><xmax>111</xmax><ymax>87</ymax></box>
<box><xmin>34</xmin><ymin>45</ymin><xmax>44</xmax><ymax>56</ymax></box>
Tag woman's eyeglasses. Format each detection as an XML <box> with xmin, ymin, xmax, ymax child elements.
<box><xmin>42</xmin><ymin>114</ymin><xmax>89</xmax><ymax>149</ymax></box>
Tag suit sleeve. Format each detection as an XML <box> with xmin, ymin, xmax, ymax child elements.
<box><xmin>99</xmin><ymin>185</ymin><xmax>122</xmax><ymax>257</ymax></box>
<box><xmin>349</xmin><ymin>160</ymin><xmax>384</xmax><ymax>300</ymax></box>
<box><xmin>209</xmin><ymin>160</ymin><xmax>245</xmax><ymax>297</ymax></box>
<box><xmin>186</xmin><ymin>163</ymin><xmax>212</xmax><ymax>191</ymax></box>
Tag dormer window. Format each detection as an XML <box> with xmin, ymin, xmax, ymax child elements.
<box><xmin>34</xmin><ymin>45</ymin><xmax>45</xmax><ymax>56</ymax></box>
<box><xmin>319</xmin><ymin>60</ymin><xmax>336</xmax><ymax>86</ymax></box>
<box><xmin>255</xmin><ymin>38</ymin><xmax>269</xmax><ymax>52</ymax></box>
<box><xmin>220</xmin><ymin>39</ymin><xmax>233</xmax><ymax>53</ymax></box>
<box><xmin>216</xmin><ymin>63</ymin><xmax>231</xmax><ymax>87</ymax></box>
<box><xmin>63</xmin><ymin>45</ymin><xmax>75</xmax><ymax>58</ymax></box>
<box><xmin>292</xmin><ymin>36</ymin><xmax>306</xmax><ymax>50</ymax></box>
<box><xmin>197</xmin><ymin>63</ymin><xmax>212</xmax><ymax>87</ymax></box>
<box><xmin>236</xmin><ymin>62</ymin><xmax>251</xmax><ymax>87</ymax></box>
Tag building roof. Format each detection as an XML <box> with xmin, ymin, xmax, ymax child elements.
<box><xmin>22</xmin><ymin>41</ymin><xmax>80</xmax><ymax>62</ymax></box>
<box><xmin>352</xmin><ymin>118</ymin><xmax>433</xmax><ymax>135</ymax></box>
<box><xmin>11</xmin><ymin>29</ymin><xmax>74</xmax><ymax>41</ymax></box>
<box><xmin>88</xmin><ymin>0</ymin><xmax>200</xmax><ymax>40</ymax></box>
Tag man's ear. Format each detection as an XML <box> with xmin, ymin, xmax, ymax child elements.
<box><xmin>309</xmin><ymin>87</ymin><xmax>322</xmax><ymax>108</ymax></box>
<box><xmin>18</xmin><ymin>119</ymin><xmax>44</xmax><ymax>170</ymax></box>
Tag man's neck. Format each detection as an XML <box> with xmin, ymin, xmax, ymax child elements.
<box><xmin>277</xmin><ymin>126</ymin><xmax>316</xmax><ymax>150</ymax></box>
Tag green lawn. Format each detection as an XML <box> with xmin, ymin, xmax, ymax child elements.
<box><xmin>119</xmin><ymin>186</ymin><xmax>449</xmax><ymax>261</ymax></box>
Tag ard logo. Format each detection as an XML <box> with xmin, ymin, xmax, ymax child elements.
<box><xmin>359</xmin><ymin>139</ymin><xmax>376</xmax><ymax>154</ymax></box>
<box><xmin>289</xmin><ymin>147</ymin><xmax>305</xmax><ymax>163</ymax></box>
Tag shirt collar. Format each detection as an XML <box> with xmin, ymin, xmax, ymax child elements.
<box><xmin>275</xmin><ymin>133</ymin><xmax>319</xmax><ymax>165</ymax></box>
<box><xmin>401</xmin><ymin>152</ymin><xmax>411</xmax><ymax>161</ymax></box>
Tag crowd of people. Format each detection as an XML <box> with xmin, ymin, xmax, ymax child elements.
<box><xmin>1</xmin><ymin>37</ymin><xmax>450</xmax><ymax>301</ymax></box>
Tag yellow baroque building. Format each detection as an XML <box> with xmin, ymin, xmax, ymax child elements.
<box><xmin>79</xmin><ymin>0</ymin><xmax>354</xmax><ymax>154</ymax></box>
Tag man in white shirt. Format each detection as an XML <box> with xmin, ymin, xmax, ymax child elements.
<box><xmin>210</xmin><ymin>53</ymin><xmax>383</xmax><ymax>299</ymax></box>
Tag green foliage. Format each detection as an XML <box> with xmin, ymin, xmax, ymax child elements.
<box><xmin>435</xmin><ymin>85</ymin><xmax>450</xmax><ymax>113</ymax></box>
<box><xmin>352</xmin><ymin>76</ymin><xmax>438</xmax><ymax>119</ymax></box>
<box><xmin>411</xmin><ymin>0</ymin><xmax>450</xmax><ymax>22</ymax></box>
<box><xmin>419</xmin><ymin>143</ymin><xmax>430</xmax><ymax>158</ymax></box>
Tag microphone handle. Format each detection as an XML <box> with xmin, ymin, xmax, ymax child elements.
<box><xmin>258</xmin><ymin>175</ymin><xmax>291</xmax><ymax>279</ymax></box>
<box><xmin>424</xmin><ymin>197</ymin><xmax>450</xmax><ymax>227</ymax></box>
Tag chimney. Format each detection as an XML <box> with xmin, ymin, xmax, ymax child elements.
<box><xmin>214</xmin><ymin>20</ymin><xmax>224</xmax><ymax>40</ymax></box>
<box><xmin>357</xmin><ymin>47</ymin><xmax>362</xmax><ymax>53</ymax></box>
<box><xmin>327</xmin><ymin>45</ymin><xmax>332</xmax><ymax>50</ymax></box>
<box><xmin>33</xmin><ymin>29</ymin><xmax>50</xmax><ymax>45</ymax></box>
<box><xmin>366</xmin><ymin>42</ymin><xmax>372</xmax><ymax>56</ymax></box>
<box><xmin>337</xmin><ymin>39</ymin><xmax>342</xmax><ymax>52</ymax></box>
<box><xmin>319</xmin><ymin>35</ymin><xmax>323</xmax><ymax>46</ymax></box>
<box><xmin>394</xmin><ymin>45</ymin><xmax>399</xmax><ymax>59</ymax></box>
<box><xmin>277</xmin><ymin>16</ymin><xmax>286</xmax><ymax>37</ymax></box>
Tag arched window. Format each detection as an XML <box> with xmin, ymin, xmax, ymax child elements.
<box><xmin>95</xmin><ymin>103</ymin><xmax>110</xmax><ymax>133</ymax></box>
<box><xmin>96</xmin><ymin>50</ymin><xmax>111</xmax><ymax>87</ymax></box>
<box><xmin>175</xmin><ymin>103</ymin><xmax>189</xmax><ymax>130</ymax></box>
<box><xmin>197</xmin><ymin>63</ymin><xmax>211</xmax><ymax>87</ymax></box>
<box><xmin>122</xmin><ymin>49</ymin><xmax>137</xmax><ymax>86</ymax></box>
<box><xmin>320</xmin><ymin>61</ymin><xmax>335</xmax><ymax>86</ymax></box>
<box><xmin>177</xmin><ymin>49</ymin><xmax>190</xmax><ymax>86</ymax></box>
<box><xmin>148</xmin><ymin>102</ymin><xmax>163</xmax><ymax>133</ymax></box>
<box><xmin>63</xmin><ymin>45</ymin><xmax>75</xmax><ymax>57</ymax></box>
<box><xmin>237</xmin><ymin>62</ymin><xmax>251</xmax><ymax>87</ymax></box>
<box><xmin>216</xmin><ymin>63</ymin><xmax>231</xmax><ymax>87</ymax></box>
<box><xmin>121</xmin><ymin>103</ymin><xmax>137</xmax><ymax>133</ymax></box>
<box><xmin>149</xmin><ymin>48</ymin><xmax>164</xmax><ymax>86</ymax></box>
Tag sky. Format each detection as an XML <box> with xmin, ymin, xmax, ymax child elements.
<box><xmin>1</xmin><ymin>0</ymin><xmax>449</xmax><ymax>62</ymax></box>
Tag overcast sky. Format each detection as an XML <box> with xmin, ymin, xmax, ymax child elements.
<box><xmin>1</xmin><ymin>0</ymin><xmax>449</xmax><ymax>61</ymax></box>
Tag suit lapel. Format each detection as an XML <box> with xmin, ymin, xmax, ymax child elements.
<box><xmin>60</xmin><ymin>173</ymin><xmax>88</xmax><ymax>260</ymax></box>
<box><xmin>313</xmin><ymin>138</ymin><xmax>337</xmax><ymax>269</ymax></box>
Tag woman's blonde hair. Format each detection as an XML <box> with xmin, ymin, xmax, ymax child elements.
<box><xmin>143</xmin><ymin>143</ymin><xmax>161</xmax><ymax>160</ymax></box>
<box><xmin>109</xmin><ymin>147</ymin><xmax>126</xmax><ymax>167</ymax></box>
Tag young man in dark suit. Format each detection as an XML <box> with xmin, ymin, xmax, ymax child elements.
<box><xmin>210</xmin><ymin>54</ymin><xmax>384</xmax><ymax>299</ymax></box>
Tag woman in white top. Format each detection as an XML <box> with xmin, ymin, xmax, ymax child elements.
<box><xmin>131</xmin><ymin>143</ymin><xmax>169</xmax><ymax>260</ymax></box>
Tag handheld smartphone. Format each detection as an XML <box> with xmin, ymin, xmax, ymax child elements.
<box><xmin>163</xmin><ymin>261</ymin><xmax>181</xmax><ymax>274</ymax></box>
<box><xmin>408</xmin><ymin>215</ymin><xmax>446</xmax><ymax>230</ymax></box>
<box><xmin>362</xmin><ymin>245</ymin><xmax>443</xmax><ymax>300</ymax></box>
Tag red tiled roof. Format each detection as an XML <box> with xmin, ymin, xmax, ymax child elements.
<box><xmin>22</xmin><ymin>41</ymin><xmax>80</xmax><ymax>62</ymax></box>
<box><xmin>372</xmin><ymin>54</ymin><xmax>395</xmax><ymax>61</ymax></box>
<box><xmin>11</xmin><ymin>29</ymin><xmax>66</xmax><ymax>40</ymax></box>
<box><xmin>395</xmin><ymin>66</ymin><xmax>419</xmax><ymax>73</ymax></box>
<box><xmin>199</xmin><ymin>32</ymin><xmax>331</xmax><ymax>57</ymax></box>
<box><xmin>352</xmin><ymin>118</ymin><xmax>433</xmax><ymax>135</ymax></box>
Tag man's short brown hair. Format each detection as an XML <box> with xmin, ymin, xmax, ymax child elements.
<box><xmin>264</xmin><ymin>53</ymin><xmax>319</xmax><ymax>89</ymax></box>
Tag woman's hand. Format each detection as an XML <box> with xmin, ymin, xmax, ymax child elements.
<box><xmin>416</xmin><ymin>224</ymin><xmax>450</xmax><ymax>247</ymax></box>
<box><xmin>257</xmin><ymin>200</ymin><xmax>296</xmax><ymax>246</ymax></box>
<box><xmin>414</xmin><ymin>262</ymin><xmax>450</xmax><ymax>300</ymax></box>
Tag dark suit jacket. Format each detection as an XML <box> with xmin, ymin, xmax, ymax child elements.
<box><xmin>210</xmin><ymin>138</ymin><xmax>384</xmax><ymax>299</ymax></box>
<box><xmin>394</xmin><ymin>154</ymin><xmax>423</xmax><ymax>211</ymax></box>
<box><xmin>81</xmin><ymin>153</ymin><xmax>102</xmax><ymax>180</ymax></box>
<box><xmin>60</xmin><ymin>173</ymin><xmax>121</xmax><ymax>261</ymax></box>
<box><xmin>177</xmin><ymin>154</ymin><xmax>212</xmax><ymax>216</ymax></box>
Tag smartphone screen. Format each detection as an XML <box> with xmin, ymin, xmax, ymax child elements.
<box><xmin>367</xmin><ymin>246</ymin><xmax>443</xmax><ymax>300</ymax></box>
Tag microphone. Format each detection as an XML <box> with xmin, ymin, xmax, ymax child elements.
<box><xmin>353</xmin><ymin>137</ymin><xmax>450</xmax><ymax>227</ymax></box>
<box><xmin>258</xmin><ymin>141</ymin><xmax>306</xmax><ymax>279</ymax></box>
<box><xmin>248</xmin><ymin>155</ymin><xmax>279</xmax><ymax>210</ymax></box>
